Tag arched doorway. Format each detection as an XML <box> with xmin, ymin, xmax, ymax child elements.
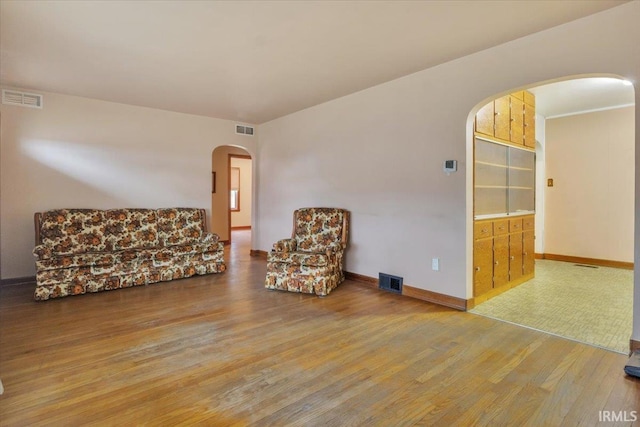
<box><xmin>211</xmin><ymin>146</ymin><xmax>252</xmax><ymax>245</ymax></box>
<box><xmin>467</xmin><ymin>76</ymin><xmax>635</xmax><ymax>353</ymax></box>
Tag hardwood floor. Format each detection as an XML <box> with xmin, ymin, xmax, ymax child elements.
<box><xmin>1</xmin><ymin>231</ymin><xmax>639</xmax><ymax>426</ymax></box>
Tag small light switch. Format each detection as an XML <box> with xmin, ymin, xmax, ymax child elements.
<box><xmin>432</xmin><ymin>258</ymin><xmax>440</xmax><ymax>271</ymax></box>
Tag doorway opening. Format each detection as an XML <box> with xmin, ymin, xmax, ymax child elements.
<box><xmin>468</xmin><ymin>76</ymin><xmax>635</xmax><ymax>353</ymax></box>
<box><xmin>211</xmin><ymin>146</ymin><xmax>252</xmax><ymax>247</ymax></box>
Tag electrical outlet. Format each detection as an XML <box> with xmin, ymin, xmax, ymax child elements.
<box><xmin>432</xmin><ymin>258</ymin><xmax>440</xmax><ymax>271</ymax></box>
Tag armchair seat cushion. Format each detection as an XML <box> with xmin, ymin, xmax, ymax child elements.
<box><xmin>267</xmin><ymin>251</ymin><xmax>328</xmax><ymax>267</ymax></box>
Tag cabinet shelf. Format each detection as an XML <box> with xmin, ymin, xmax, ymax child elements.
<box><xmin>474</xmin><ymin>137</ymin><xmax>535</xmax><ymax>217</ymax></box>
<box><xmin>476</xmin><ymin>161</ymin><xmax>508</xmax><ymax>169</ymax></box>
<box><xmin>509</xmin><ymin>165</ymin><xmax>533</xmax><ymax>171</ymax></box>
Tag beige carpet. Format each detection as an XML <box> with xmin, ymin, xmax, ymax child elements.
<box><xmin>470</xmin><ymin>259</ymin><xmax>633</xmax><ymax>354</ymax></box>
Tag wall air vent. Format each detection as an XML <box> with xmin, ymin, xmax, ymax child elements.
<box><xmin>236</xmin><ymin>124</ymin><xmax>254</xmax><ymax>136</ymax></box>
<box><xmin>2</xmin><ymin>89</ymin><xmax>43</xmax><ymax>109</ymax></box>
<box><xmin>379</xmin><ymin>273</ymin><xmax>403</xmax><ymax>294</ymax></box>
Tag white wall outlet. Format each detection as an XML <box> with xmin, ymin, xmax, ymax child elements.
<box><xmin>432</xmin><ymin>258</ymin><xmax>440</xmax><ymax>271</ymax></box>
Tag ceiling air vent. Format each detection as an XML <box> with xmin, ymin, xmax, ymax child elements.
<box><xmin>236</xmin><ymin>124</ymin><xmax>254</xmax><ymax>136</ymax></box>
<box><xmin>2</xmin><ymin>89</ymin><xmax>43</xmax><ymax>109</ymax></box>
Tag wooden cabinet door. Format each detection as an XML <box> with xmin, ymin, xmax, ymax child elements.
<box><xmin>474</xmin><ymin>238</ymin><xmax>494</xmax><ymax>296</ymax></box>
<box><xmin>523</xmin><ymin>230</ymin><xmax>535</xmax><ymax>276</ymax></box>
<box><xmin>494</xmin><ymin>96</ymin><xmax>511</xmax><ymax>141</ymax></box>
<box><xmin>510</xmin><ymin>96</ymin><xmax>524</xmax><ymax>145</ymax></box>
<box><xmin>509</xmin><ymin>232</ymin><xmax>523</xmax><ymax>282</ymax></box>
<box><xmin>524</xmin><ymin>90</ymin><xmax>535</xmax><ymax>107</ymax></box>
<box><xmin>493</xmin><ymin>235</ymin><xmax>509</xmax><ymax>288</ymax></box>
<box><xmin>475</xmin><ymin>102</ymin><xmax>494</xmax><ymax>136</ymax></box>
<box><xmin>523</xmin><ymin>103</ymin><xmax>536</xmax><ymax>148</ymax></box>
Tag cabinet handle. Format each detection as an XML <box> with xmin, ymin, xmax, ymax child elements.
<box><xmin>510</xmin><ymin>256</ymin><xmax>514</xmax><ymax>260</ymax></box>
<box><xmin>495</xmin><ymin>261</ymin><xmax>499</xmax><ymax>265</ymax></box>
<box><xmin>475</xmin><ymin>266</ymin><xmax>480</xmax><ymax>271</ymax></box>
<box><xmin>482</xmin><ymin>229</ymin><xmax>488</xmax><ymax>233</ymax></box>
<box><xmin>523</xmin><ymin>252</ymin><xmax>528</xmax><ymax>255</ymax></box>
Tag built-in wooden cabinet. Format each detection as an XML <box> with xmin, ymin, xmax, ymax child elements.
<box><xmin>473</xmin><ymin>215</ymin><xmax>535</xmax><ymax>300</ymax></box>
<box><xmin>475</xmin><ymin>90</ymin><xmax>535</xmax><ymax>148</ymax></box>
<box><xmin>473</xmin><ymin>90</ymin><xmax>536</xmax><ymax>301</ymax></box>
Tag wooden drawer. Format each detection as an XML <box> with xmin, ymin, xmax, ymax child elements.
<box><xmin>493</xmin><ymin>219</ymin><xmax>509</xmax><ymax>236</ymax></box>
<box><xmin>509</xmin><ymin>218</ymin><xmax>523</xmax><ymax>232</ymax></box>
<box><xmin>522</xmin><ymin>215</ymin><xmax>535</xmax><ymax>230</ymax></box>
<box><xmin>474</xmin><ymin>221</ymin><xmax>493</xmax><ymax>240</ymax></box>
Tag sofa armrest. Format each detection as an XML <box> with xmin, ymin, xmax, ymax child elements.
<box><xmin>33</xmin><ymin>244</ymin><xmax>54</xmax><ymax>260</ymax></box>
<box><xmin>273</xmin><ymin>238</ymin><xmax>296</xmax><ymax>252</ymax></box>
<box><xmin>201</xmin><ymin>232</ymin><xmax>220</xmax><ymax>244</ymax></box>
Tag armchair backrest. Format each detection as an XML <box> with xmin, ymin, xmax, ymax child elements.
<box><xmin>292</xmin><ymin>208</ymin><xmax>349</xmax><ymax>252</ymax></box>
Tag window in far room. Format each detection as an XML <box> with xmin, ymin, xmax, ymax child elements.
<box><xmin>230</xmin><ymin>167</ymin><xmax>240</xmax><ymax>211</ymax></box>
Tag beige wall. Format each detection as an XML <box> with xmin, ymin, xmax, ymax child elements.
<box><xmin>255</xmin><ymin>0</ymin><xmax>640</xmax><ymax>341</ymax></box>
<box><xmin>231</xmin><ymin>157</ymin><xmax>252</xmax><ymax>228</ymax></box>
<box><xmin>211</xmin><ymin>146</ymin><xmax>251</xmax><ymax>241</ymax></box>
<box><xmin>0</xmin><ymin>90</ymin><xmax>256</xmax><ymax>278</ymax></box>
<box><xmin>544</xmin><ymin>106</ymin><xmax>635</xmax><ymax>262</ymax></box>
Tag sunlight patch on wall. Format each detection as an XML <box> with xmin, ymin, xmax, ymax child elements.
<box><xmin>20</xmin><ymin>138</ymin><xmax>200</xmax><ymax>205</ymax></box>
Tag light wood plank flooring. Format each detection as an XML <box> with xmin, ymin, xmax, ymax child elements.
<box><xmin>1</xmin><ymin>231</ymin><xmax>639</xmax><ymax>426</ymax></box>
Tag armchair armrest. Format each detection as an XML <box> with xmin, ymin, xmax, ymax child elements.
<box><xmin>273</xmin><ymin>238</ymin><xmax>297</xmax><ymax>252</ymax></box>
<box><xmin>325</xmin><ymin>242</ymin><xmax>343</xmax><ymax>256</ymax></box>
<box><xmin>33</xmin><ymin>244</ymin><xmax>54</xmax><ymax>260</ymax></box>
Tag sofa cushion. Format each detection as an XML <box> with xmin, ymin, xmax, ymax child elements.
<box><xmin>267</xmin><ymin>251</ymin><xmax>328</xmax><ymax>267</ymax></box>
<box><xmin>39</xmin><ymin>209</ymin><xmax>107</xmax><ymax>255</ymax></box>
<box><xmin>157</xmin><ymin>208</ymin><xmax>204</xmax><ymax>246</ymax></box>
<box><xmin>36</xmin><ymin>252</ymin><xmax>116</xmax><ymax>271</ymax></box>
<box><xmin>104</xmin><ymin>209</ymin><xmax>158</xmax><ymax>250</ymax></box>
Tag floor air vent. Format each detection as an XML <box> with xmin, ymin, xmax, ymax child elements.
<box><xmin>379</xmin><ymin>273</ymin><xmax>403</xmax><ymax>294</ymax></box>
<box><xmin>574</xmin><ymin>264</ymin><xmax>598</xmax><ymax>269</ymax></box>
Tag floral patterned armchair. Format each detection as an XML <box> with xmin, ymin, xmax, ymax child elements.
<box><xmin>265</xmin><ymin>208</ymin><xmax>349</xmax><ymax>296</ymax></box>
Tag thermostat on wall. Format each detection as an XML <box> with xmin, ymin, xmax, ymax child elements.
<box><xmin>443</xmin><ymin>160</ymin><xmax>457</xmax><ymax>173</ymax></box>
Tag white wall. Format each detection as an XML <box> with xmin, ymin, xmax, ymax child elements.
<box><xmin>544</xmin><ymin>106</ymin><xmax>635</xmax><ymax>262</ymax></box>
<box><xmin>0</xmin><ymin>90</ymin><xmax>256</xmax><ymax>278</ymax></box>
<box><xmin>231</xmin><ymin>157</ymin><xmax>252</xmax><ymax>228</ymax></box>
<box><xmin>255</xmin><ymin>3</ymin><xmax>640</xmax><ymax>337</ymax></box>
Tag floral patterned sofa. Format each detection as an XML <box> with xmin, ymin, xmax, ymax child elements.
<box><xmin>265</xmin><ymin>207</ymin><xmax>349</xmax><ymax>296</ymax></box>
<box><xmin>33</xmin><ymin>208</ymin><xmax>226</xmax><ymax>301</ymax></box>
